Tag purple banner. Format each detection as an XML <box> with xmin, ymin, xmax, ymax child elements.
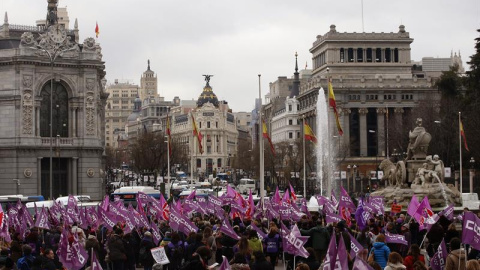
<box><xmin>439</xmin><ymin>204</ymin><xmax>454</xmax><ymax>221</ymax></box>
<box><xmin>430</xmin><ymin>238</ymin><xmax>447</xmax><ymax>270</ymax></box>
<box><xmin>462</xmin><ymin>212</ymin><xmax>480</xmax><ymax>250</ymax></box>
<box><xmin>169</xmin><ymin>209</ymin><xmax>198</xmax><ymax>235</ymax></box>
<box><xmin>220</xmin><ymin>218</ymin><xmax>240</xmax><ymax>240</ymax></box>
<box><xmin>325</xmin><ymin>212</ymin><xmax>342</xmax><ymax>224</ymax></box>
<box><xmin>348</xmin><ymin>232</ymin><xmax>364</xmax><ymax>258</ymax></box>
<box><xmin>385</xmin><ymin>232</ymin><xmax>408</xmax><ymax>245</ymax></box>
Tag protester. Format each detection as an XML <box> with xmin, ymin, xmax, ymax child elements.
<box><xmin>294</xmin><ymin>263</ymin><xmax>309</xmax><ymax>270</ymax></box>
<box><xmin>466</xmin><ymin>259</ymin><xmax>480</xmax><ymax>270</ymax></box>
<box><xmin>384</xmin><ymin>252</ymin><xmax>406</xmax><ymax>270</ymax></box>
<box><xmin>0</xmin><ymin>258</ymin><xmax>14</xmax><ymax>270</ymax></box>
<box><xmin>369</xmin><ymin>234</ymin><xmax>391</xmax><ymax>269</ymax></box>
<box><xmin>445</xmin><ymin>237</ymin><xmax>466</xmax><ymax>270</ymax></box>
<box><xmin>411</xmin><ymin>261</ymin><xmax>427</xmax><ymax>270</ymax></box>
<box><xmin>403</xmin><ymin>244</ymin><xmax>425</xmax><ymax>270</ymax></box>
<box><xmin>263</xmin><ymin>226</ymin><xmax>280</xmax><ymax>266</ymax></box>
<box><xmin>139</xmin><ymin>231</ymin><xmax>155</xmax><ymax>270</ymax></box>
<box><xmin>40</xmin><ymin>248</ymin><xmax>57</xmax><ymax>270</ymax></box>
<box><xmin>17</xmin><ymin>244</ymin><xmax>35</xmax><ymax>270</ymax></box>
<box><xmin>166</xmin><ymin>232</ymin><xmax>185</xmax><ymax>270</ymax></box>
<box><xmin>230</xmin><ymin>253</ymin><xmax>250</xmax><ymax>270</ymax></box>
<box><xmin>250</xmin><ymin>251</ymin><xmax>273</xmax><ymax>270</ymax></box>
<box><xmin>107</xmin><ymin>227</ymin><xmax>127</xmax><ymax>270</ymax></box>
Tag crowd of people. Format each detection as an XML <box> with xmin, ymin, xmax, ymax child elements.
<box><xmin>0</xmin><ymin>193</ymin><xmax>478</xmax><ymax>270</ymax></box>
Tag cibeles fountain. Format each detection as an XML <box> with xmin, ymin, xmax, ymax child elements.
<box><xmin>371</xmin><ymin>118</ymin><xmax>462</xmax><ymax>208</ymax></box>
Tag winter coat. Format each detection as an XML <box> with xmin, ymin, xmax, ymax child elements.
<box><xmin>248</xmin><ymin>238</ymin><xmax>263</xmax><ymax>254</ymax></box>
<box><xmin>300</xmin><ymin>225</ymin><xmax>330</xmax><ymax>251</ymax></box>
<box><xmin>140</xmin><ymin>237</ymin><xmax>156</xmax><ymax>268</ymax></box>
<box><xmin>445</xmin><ymin>249</ymin><xmax>466</xmax><ymax>270</ymax></box>
<box><xmin>107</xmin><ymin>234</ymin><xmax>126</xmax><ymax>262</ymax></box>
<box><xmin>370</xmin><ymin>242</ymin><xmax>390</xmax><ymax>269</ymax></box>
<box><xmin>384</xmin><ymin>262</ymin><xmax>406</xmax><ymax>270</ymax></box>
<box><xmin>403</xmin><ymin>254</ymin><xmax>425</xmax><ymax>270</ymax></box>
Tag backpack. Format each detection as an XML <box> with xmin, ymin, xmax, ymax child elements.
<box><xmin>265</xmin><ymin>235</ymin><xmax>279</xmax><ymax>253</ymax></box>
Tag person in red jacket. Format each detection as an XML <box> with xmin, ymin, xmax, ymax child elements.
<box><xmin>403</xmin><ymin>244</ymin><xmax>425</xmax><ymax>270</ymax></box>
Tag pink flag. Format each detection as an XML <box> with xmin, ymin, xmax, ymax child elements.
<box><xmin>90</xmin><ymin>247</ymin><xmax>103</xmax><ymax>270</ymax></box>
<box><xmin>331</xmin><ymin>190</ymin><xmax>338</xmax><ymax>206</ymax></box>
<box><xmin>286</xmin><ymin>224</ymin><xmax>309</xmax><ymax>258</ymax></box>
<box><xmin>101</xmin><ymin>195</ymin><xmax>109</xmax><ymax>211</ymax></box>
<box><xmin>407</xmin><ymin>194</ymin><xmax>420</xmax><ymax>217</ymax></box>
<box><xmin>218</xmin><ymin>255</ymin><xmax>231</xmax><ymax>270</ymax></box>
<box><xmin>337</xmin><ymin>235</ymin><xmax>349</xmax><ymax>269</ymax></box>
<box><xmin>273</xmin><ymin>186</ymin><xmax>281</xmax><ymax>204</ymax></box>
<box><xmin>246</xmin><ymin>189</ymin><xmax>255</xmax><ymax>218</ymax></box>
<box><xmin>339</xmin><ymin>186</ymin><xmax>356</xmax><ymax>210</ymax></box>
<box><xmin>34</xmin><ymin>207</ymin><xmax>50</xmax><ymax>230</ymax></box>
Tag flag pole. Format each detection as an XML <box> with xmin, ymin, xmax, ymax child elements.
<box><xmin>303</xmin><ymin>115</ymin><xmax>307</xmax><ymax>199</ymax></box>
<box><xmin>190</xmin><ymin>112</ymin><xmax>194</xmax><ymax>186</ymax></box>
<box><xmin>258</xmin><ymin>74</ymin><xmax>265</xmax><ymax>210</ymax></box>
<box><xmin>459</xmin><ymin>112</ymin><xmax>463</xmax><ymax>196</ymax></box>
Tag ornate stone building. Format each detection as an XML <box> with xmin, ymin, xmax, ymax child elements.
<box><xmin>0</xmin><ymin>1</ymin><xmax>107</xmax><ymax>199</ymax></box>
<box><xmin>170</xmin><ymin>78</ymin><xmax>238</xmax><ymax>176</ymax></box>
<box><xmin>296</xmin><ymin>24</ymin><xmax>439</xmax><ymax>186</ymax></box>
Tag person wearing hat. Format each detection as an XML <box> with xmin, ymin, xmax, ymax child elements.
<box><xmin>140</xmin><ymin>231</ymin><xmax>155</xmax><ymax>270</ymax></box>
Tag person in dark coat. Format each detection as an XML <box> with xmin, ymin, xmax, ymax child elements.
<box><xmin>300</xmin><ymin>220</ymin><xmax>330</xmax><ymax>262</ymax></box>
<box><xmin>107</xmin><ymin>228</ymin><xmax>127</xmax><ymax>270</ymax></box>
<box><xmin>184</xmin><ymin>246</ymin><xmax>211</xmax><ymax>270</ymax></box>
<box><xmin>185</xmin><ymin>233</ymin><xmax>205</xmax><ymax>262</ymax></box>
<box><xmin>123</xmin><ymin>233</ymin><xmax>137</xmax><ymax>270</ymax></box>
<box><xmin>250</xmin><ymin>251</ymin><xmax>273</xmax><ymax>270</ymax></box>
<box><xmin>41</xmin><ymin>248</ymin><xmax>57</xmax><ymax>270</ymax></box>
<box><xmin>140</xmin><ymin>232</ymin><xmax>156</xmax><ymax>270</ymax></box>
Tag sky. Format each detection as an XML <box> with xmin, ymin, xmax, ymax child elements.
<box><xmin>2</xmin><ymin>0</ymin><xmax>479</xmax><ymax>112</ymax></box>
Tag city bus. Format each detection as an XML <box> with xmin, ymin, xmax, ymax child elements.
<box><xmin>0</xmin><ymin>195</ymin><xmax>44</xmax><ymax>211</ymax></box>
<box><xmin>111</xmin><ymin>186</ymin><xmax>162</xmax><ymax>206</ymax></box>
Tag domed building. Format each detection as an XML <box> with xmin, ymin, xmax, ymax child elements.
<box><xmin>171</xmin><ymin>76</ymin><xmax>238</xmax><ymax>177</ymax></box>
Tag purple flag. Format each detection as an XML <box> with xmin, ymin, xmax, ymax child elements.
<box><xmin>220</xmin><ymin>218</ymin><xmax>240</xmax><ymax>240</ymax></box>
<box><xmin>336</xmin><ymin>235</ymin><xmax>349</xmax><ymax>269</ymax></box>
<box><xmin>249</xmin><ymin>222</ymin><xmax>266</xmax><ymax>241</ymax></box>
<box><xmin>150</xmin><ymin>221</ymin><xmax>162</xmax><ymax>246</ymax></box>
<box><xmin>439</xmin><ymin>204</ymin><xmax>454</xmax><ymax>221</ymax></box>
<box><xmin>325</xmin><ymin>211</ymin><xmax>342</xmax><ymax>224</ymax></box>
<box><xmin>324</xmin><ymin>232</ymin><xmax>337</xmax><ymax>270</ymax></box>
<box><xmin>57</xmin><ymin>227</ymin><xmax>75</xmax><ymax>269</ymax></box>
<box><xmin>284</xmin><ymin>224</ymin><xmax>309</xmax><ymax>258</ymax></box>
<box><xmin>34</xmin><ymin>207</ymin><xmax>50</xmax><ymax>230</ymax></box>
<box><xmin>71</xmin><ymin>232</ymin><xmax>88</xmax><ymax>270</ymax></box>
<box><xmin>352</xmin><ymin>256</ymin><xmax>374</xmax><ymax>270</ymax></box>
<box><xmin>348</xmin><ymin>232</ymin><xmax>364</xmax><ymax>258</ymax></box>
<box><xmin>339</xmin><ymin>186</ymin><xmax>356</xmax><ymax>210</ymax></box>
<box><xmin>169</xmin><ymin>209</ymin><xmax>198</xmax><ymax>235</ymax></box>
<box><xmin>385</xmin><ymin>232</ymin><xmax>408</xmax><ymax>245</ymax></box>
<box><xmin>463</xmin><ymin>212</ymin><xmax>480</xmax><ymax>250</ymax></box>
<box><xmin>355</xmin><ymin>199</ymin><xmax>368</xmax><ymax>231</ymax></box>
<box><xmin>91</xmin><ymin>248</ymin><xmax>103</xmax><ymax>270</ymax></box>
<box><xmin>98</xmin><ymin>208</ymin><xmax>117</xmax><ymax>230</ymax></box>
<box><xmin>407</xmin><ymin>194</ymin><xmax>420</xmax><ymax>217</ymax></box>
<box><xmin>218</xmin><ymin>255</ymin><xmax>230</xmax><ymax>270</ymax></box>
<box><xmin>331</xmin><ymin>190</ymin><xmax>338</xmax><ymax>206</ymax></box>
<box><xmin>430</xmin><ymin>238</ymin><xmax>447</xmax><ymax>270</ymax></box>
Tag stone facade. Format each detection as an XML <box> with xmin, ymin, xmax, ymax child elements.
<box><xmin>0</xmin><ymin>5</ymin><xmax>107</xmax><ymax>199</ymax></box>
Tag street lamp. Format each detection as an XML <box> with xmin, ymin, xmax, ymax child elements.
<box><xmin>29</xmin><ymin>24</ymin><xmax>77</xmax><ymax>199</ymax></box>
<box><xmin>470</xmin><ymin>157</ymin><xmax>475</xmax><ymax>194</ymax></box>
<box><xmin>353</xmin><ymin>165</ymin><xmax>357</xmax><ymax>193</ymax></box>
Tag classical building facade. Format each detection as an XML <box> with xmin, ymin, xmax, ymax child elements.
<box><xmin>170</xmin><ymin>78</ymin><xmax>238</xmax><ymax>176</ymax></box>
<box><xmin>139</xmin><ymin>60</ymin><xmax>158</xmax><ymax>101</ymax></box>
<box><xmin>296</xmin><ymin>24</ymin><xmax>439</xmax><ymax>184</ymax></box>
<box><xmin>0</xmin><ymin>1</ymin><xmax>107</xmax><ymax>199</ymax></box>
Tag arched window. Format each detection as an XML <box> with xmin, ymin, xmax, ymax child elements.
<box><xmin>40</xmin><ymin>82</ymin><xmax>69</xmax><ymax>137</ymax></box>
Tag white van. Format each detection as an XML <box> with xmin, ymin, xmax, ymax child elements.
<box><xmin>237</xmin><ymin>178</ymin><xmax>256</xmax><ymax>194</ymax></box>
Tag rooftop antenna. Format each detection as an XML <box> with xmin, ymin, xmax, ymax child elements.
<box><xmin>361</xmin><ymin>0</ymin><xmax>364</xmax><ymax>32</ymax></box>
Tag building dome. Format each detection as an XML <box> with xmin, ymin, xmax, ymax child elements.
<box><xmin>127</xmin><ymin>96</ymin><xmax>142</xmax><ymax>122</ymax></box>
<box><xmin>197</xmin><ymin>80</ymin><xmax>219</xmax><ymax>108</ymax></box>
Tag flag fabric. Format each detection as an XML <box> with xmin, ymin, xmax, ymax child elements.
<box><xmin>289</xmin><ymin>183</ymin><xmax>297</xmax><ymax>201</ymax></box>
<box><xmin>95</xmin><ymin>22</ymin><xmax>99</xmax><ymax>38</ymax></box>
<box><xmin>439</xmin><ymin>204</ymin><xmax>455</xmax><ymax>221</ymax></box>
<box><xmin>407</xmin><ymin>195</ymin><xmax>420</xmax><ymax>217</ymax></box>
<box><xmin>353</xmin><ymin>256</ymin><xmax>375</xmax><ymax>270</ymax></box>
<box><xmin>166</xmin><ymin>113</ymin><xmax>172</xmax><ymax>156</ymax></box>
<box><xmin>191</xmin><ymin>114</ymin><xmax>203</xmax><ymax>154</ymax></box>
<box><xmin>336</xmin><ymin>235</ymin><xmax>350</xmax><ymax>269</ymax></box>
<box><xmin>218</xmin><ymin>256</ymin><xmax>231</xmax><ymax>270</ymax></box>
<box><xmin>34</xmin><ymin>207</ymin><xmax>50</xmax><ymax>230</ymax></box>
<box><xmin>460</xmin><ymin>119</ymin><xmax>469</xmax><ymax>151</ymax></box>
<box><xmin>90</xmin><ymin>248</ymin><xmax>103</xmax><ymax>270</ymax></box>
<box><xmin>262</xmin><ymin>120</ymin><xmax>276</xmax><ymax>156</ymax></box>
<box><xmin>462</xmin><ymin>212</ymin><xmax>480</xmax><ymax>250</ymax></box>
<box><xmin>385</xmin><ymin>232</ymin><xmax>408</xmax><ymax>245</ymax></box>
<box><xmin>328</xmin><ymin>80</ymin><xmax>343</xmax><ymax>136</ymax></box>
<box><xmin>348</xmin><ymin>232</ymin><xmax>364</xmax><ymax>258</ymax></box>
<box><xmin>220</xmin><ymin>218</ymin><xmax>240</xmax><ymax>240</ymax></box>
<box><xmin>283</xmin><ymin>224</ymin><xmax>309</xmax><ymax>258</ymax></box>
<box><xmin>324</xmin><ymin>233</ymin><xmax>337</xmax><ymax>270</ymax></box>
<box><xmin>304</xmin><ymin>122</ymin><xmax>317</xmax><ymax>144</ymax></box>
<box><xmin>339</xmin><ymin>186</ymin><xmax>356</xmax><ymax>210</ymax></box>
<box><xmin>169</xmin><ymin>208</ymin><xmax>198</xmax><ymax>235</ymax></box>
<box><xmin>331</xmin><ymin>190</ymin><xmax>339</xmax><ymax>206</ymax></box>
<box><xmin>413</xmin><ymin>196</ymin><xmax>434</xmax><ymax>228</ymax></box>
<box><xmin>430</xmin><ymin>239</ymin><xmax>448</xmax><ymax>270</ymax></box>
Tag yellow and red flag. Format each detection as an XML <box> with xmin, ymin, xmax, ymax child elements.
<box><xmin>460</xmin><ymin>120</ymin><xmax>469</xmax><ymax>151</ymax></box>
<box><xmin>304</xmin><ymin>122</ymin><xmax>317</xmax><ymax>144</ymax></box>
<box><xmin>262</xmin><ymin>120</ymin><xmax>275</xmax><ymax>156</ymax></box>
<box><xmin>191</xmin><ymin>114</ymin><xmax>203</xmax><ymax>154</ymax></box>
<box><xmin>166</xmin><ymin>113</ymin><xmax>172</xmax><ymax>156</ymax></box>
<box><xmin>95</xmin><ymin>22</ymin><xmax>99</xmax><ymax>38</ymax></box>
<box><xmin>328</xmin><ymin>78</ymin><xmax>343</xmax><ymax>136</ymax></box>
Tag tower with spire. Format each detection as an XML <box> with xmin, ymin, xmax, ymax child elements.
<box><xmin>139</xmin><ymin>59</ymin><xmax>158</xmax><ymax>101</ymax></box>
<box><xmin>290</xmin><ymin>52</ymin><xmax>300</xmax><ymax>98</ymax></box>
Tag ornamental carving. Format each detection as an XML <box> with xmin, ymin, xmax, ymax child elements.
<box><xmin>24</xmin><ymin>169</ymin><xmax>32</xmax><ymax>178</ymax></box>
<box><xmin>86</xmin><ymin>78</ymin><xmax>95</xmax><ymax>91</ymax></box>
<box><xmin>85</xmin><ymin>92</ymin><xmax>95</xmax><ymax>136</ymax></box>
<box><xmin>83</xmin><ymin>38</ymin><xmax>96</xmax><ymax>52</ymax></box>
<box><xmin>394</xmin><ymin>108</ymin><xmax>404</xmax><ymax>114</ymax></box>
<box><xmin>22</xmin><ymin>90</ymin><xmax>33</xmax><ymax>134</ymax></box>
<box><xmin>376</xmin><ymin>108</ymin><xmax>387</xmax><ymax>114</ymax></box>
<box><xmin>358</xmin><ymin>108</ymin><xmax>369</xmax><ymax>114</ymax></box>
<box><xmin>19</xmin><ymin>32</ymin><xmax>36</xmax><ymax>47</ymax></box>
<box><xmin>87</xmin><ymin>168</ymin><xmax>95</xmax><ymax>178</ymax></box>
<box><xmin>22</xmin><ymin>75</ymin><xmax>33</xmax><ymax>88</ymax></box>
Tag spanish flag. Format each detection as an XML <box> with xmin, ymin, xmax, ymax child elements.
<box><xmin>95</xmin><ymin>22</ymin><xmax>99</xmax><ymax>38</ymax></box>
<box><xmin>304</xmin><ymin>122</ymin><xmax>317</xmax><ymax>144</ymax></box>
<box><xmin>328</xmin><ymin>78</ymin><xmax>343</xmax><ymax>136</ymax></box>
<box><xmin>460</xmin><ymin>120</ymin><xmax>469</xmax><ymax>151</ymax></box>
<box><xmin>166</xmin><ymin>113</ymin><xmax>172</xmax><ymax>156</ymax></box>
<box><xmin>191</xmin><ymin>114</ymin><xmax>203</xmax><ymax>154</ymax></box>
<box><xmin>262</xmin><ymin>120</ymin><xmax>275</xmax><ymax>156</ymax></box>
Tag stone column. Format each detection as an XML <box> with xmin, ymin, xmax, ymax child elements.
<box><xmin>359</xmin><ymin>108</ymin><xmax>368</xmax><ymax>157</ymax></box>
<box><xmin>72</xmin><ymin>157</ymin><xmax>78</xmax><ymax>195</ymax></box>
<box><xmin>353</xmin><ymin>48</ymin><xmax>357</xmax><ymax>62</ymax></box>
<box><xmin>377</xmin><ymin>108</ymin><xmax>387</xmax><ymax>157</ymax></box>
<box><xmin>342</xmin><ymin>108</ymin><xmax>351</xmax><ymax>157</ymax></box>
<box><xmin>35</xmin><ymin>107</ymin><xmax>40</xmax><ymax>136</ymax></box>
<box><xmin>72</xmin><ymin>108</ymin><xmax>77</xmax><ymax>138</ymax></box>
<box><xmin>394</xmin><ymin>108</ymin><xmax>404</xmax><ymax>136</ymax></box>
<box><xmin>381</xmin><ymin>49</ymin><xmax>385</xmax><ymax>62</ymax></box>
<box><xmin>37</xmin><ymin>157</ymin><xmax>42</xmax><ymax>194</ymax></box>
<box><xmin>372</xmin><ymin>48</ymin><xmax>377</xmax><ymax>62</ymax></box>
